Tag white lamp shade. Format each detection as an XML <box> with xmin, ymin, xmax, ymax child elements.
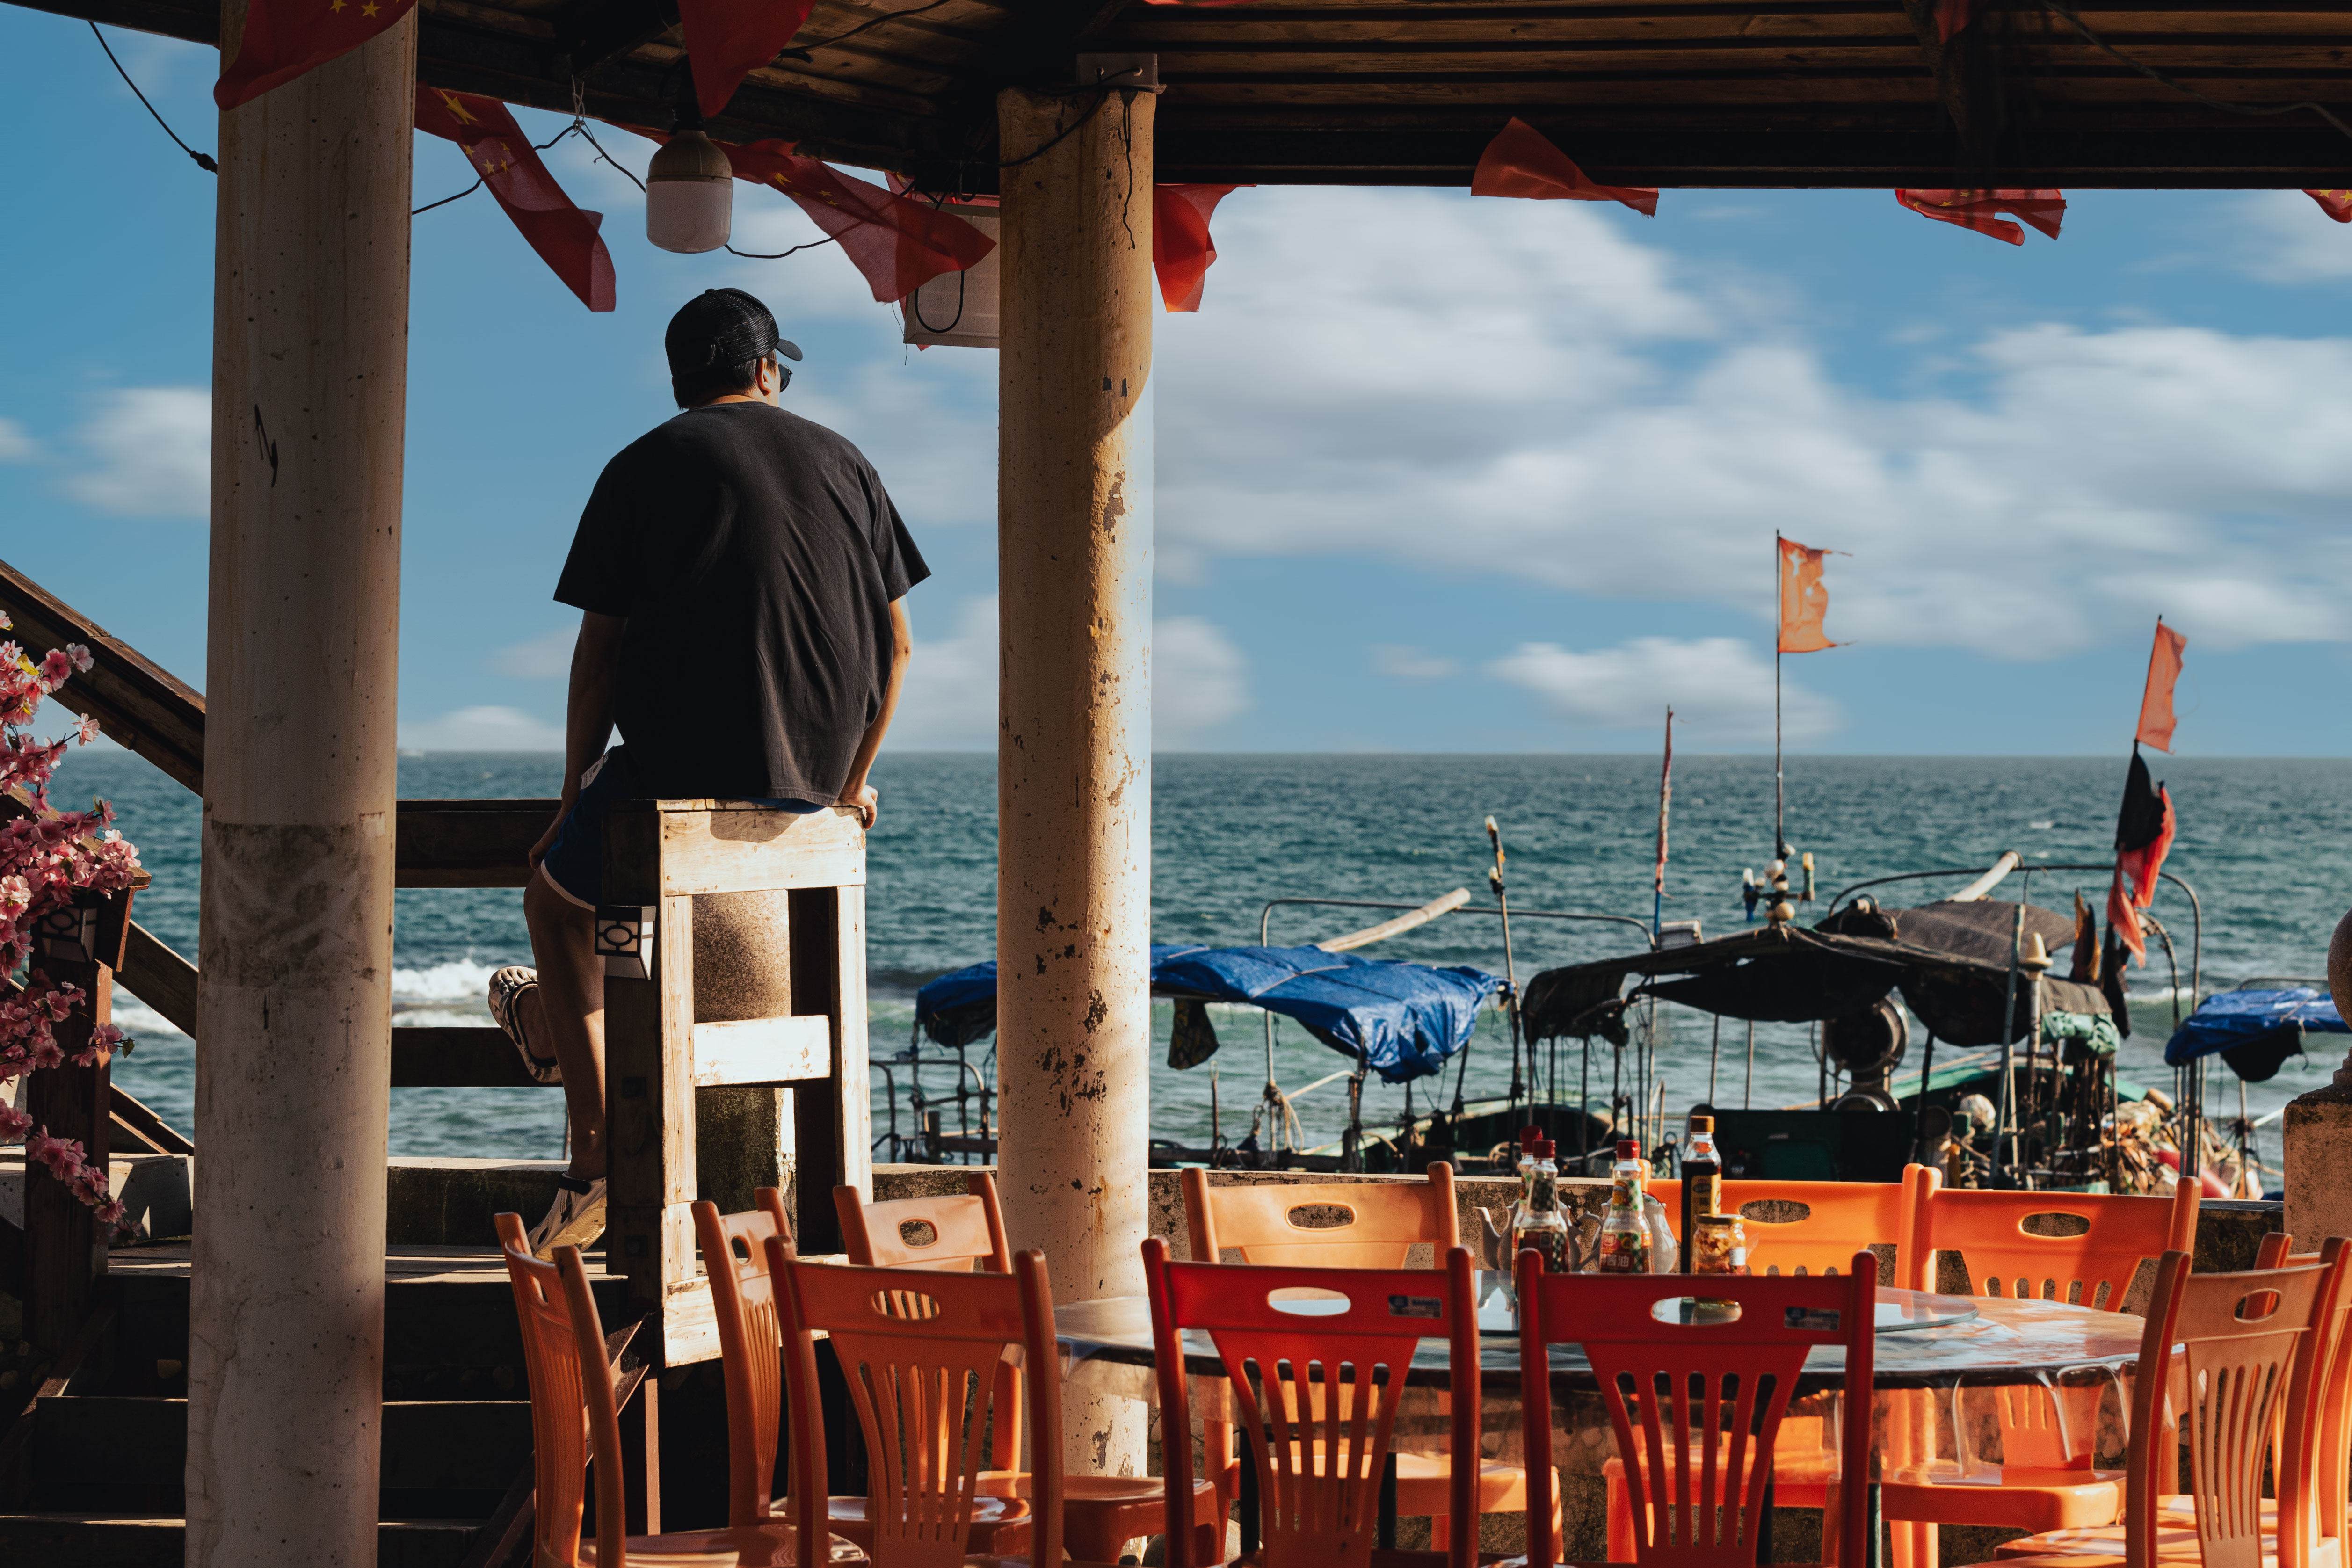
<box><xmin>648</xmin><ymin>177</ymin><xmax>733</xmax><ymax>254</ymax></box>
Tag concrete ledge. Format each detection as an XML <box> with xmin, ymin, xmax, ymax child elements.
<box><xmin>2285</xmin><ymin>1084</ymin><xmax>2352</xmax><ymax>1249</ymax></box>
<box><xmin>385</xmin><ymin>1158</ymin><xmax>570</xmax><ymax>1248</ymax></box>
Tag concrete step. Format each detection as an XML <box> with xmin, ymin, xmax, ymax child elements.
<box><xmin>30</xmin><ymin>1395</ymin><xmax>530</xmax><ymax>1501</ymax></box>
<box><xmin>0</xmin><ymin>1513</ymin><xmax>486</xmax><ymax>1568</ymax></box>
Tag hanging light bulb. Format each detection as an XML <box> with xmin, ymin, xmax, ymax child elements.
<box><xmin>646</xmin><ymin>128</ymin><xmax>733</xmax><ymax>253</ymax></box>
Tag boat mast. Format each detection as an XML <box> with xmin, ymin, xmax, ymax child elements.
<box><xmin>1774</xmin><ymin>531</ymin><xmax>1788</xmax><ymax>859</ymax></box>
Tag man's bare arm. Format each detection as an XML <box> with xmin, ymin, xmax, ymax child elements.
<box><xmin>837</xmin><ymin>598</ymin><xmax>912</xmax><ymax>829</ymax></box>
<box><xmin>529</xmin><ymin>610</ymin><xmax>626</xmax><ymax>867</ymax></box>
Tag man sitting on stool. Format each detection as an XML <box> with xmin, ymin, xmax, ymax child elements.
<box><xmin>490</xmin><ymin>288</ymin><xmax>925</xmax><ymax>1256</ymax></box>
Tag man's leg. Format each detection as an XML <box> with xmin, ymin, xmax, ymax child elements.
<box><xmin>522</xmin><ymin>866</ymin><xmax>606</xmax><ymax>1181</ymax></box>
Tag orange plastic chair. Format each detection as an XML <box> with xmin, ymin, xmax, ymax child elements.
<box><xmin>1515</xmin><ymin>1246</ymin><xmax>1878</xmax><ymax>1568</ymax></box>
<box><xmin>1992</xmin><ymin>1235</ymin><xmax>2352</xmax><ymax>1568</ymax></box>
<box><xmin>1646</xmin><ymin>1164</ymin><xmax>1938</xmax><ymax>1278</ymax></box>
<box><xmin>770</xmin><ymin>1236</ymin><xmax>1065</xmax><ymax>1568</ymax></box>
<box><xmin>1615</xmin><ymin>1169</ymin><xmax>1936</xmax><ymax>1561</ymax></box>
<box><xmin>1880</xmin><ymin>1180</ymin><xmax>2203</xmax><ymax>1568</ymax></box>
<box><xmin>1182</xmin><ymin>1163</ymin><xmax>1539</xmax><ymax>1552</ymax></box>
<box><xmin>1142</xmin><ymin>1234</ymin><xmax>1481</xmax><ymax>1568</ymax></box>
<box><xmin>1947</xmin><ymin>1247</ymin><xmax>2335</xmax><ymax>1568</ymax></box>
<box><xmin>494</xmin><ymin>1209</ymin><xmax>862</xmax><ymax>1566</ymax></box>
<box><xmin>833</xmin><ymin>1174</ymin><xmax>1219</xmax><ymax>1562</ymax></box>
<box><xmin>692</xmin><ymin>1190</ymin><xmax>1031</xmax><ymax>1554</ymax></box>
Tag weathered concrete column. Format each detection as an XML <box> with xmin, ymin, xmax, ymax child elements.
<box><xmin>187</xmin><ymin>8</ymin><xmax>414</xmax><ymax>1563</ymax></box>
<box><xmin>2284</xmin><ymin>911</ymin><xmax>2352</xmax><ymax>1244</ymax></box>
<box><xmin>995</xmin><ymin>84</ymin><xmax>1154</xmax><ymax>1477</ymax></box>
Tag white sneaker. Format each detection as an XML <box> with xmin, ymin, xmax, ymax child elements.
<box><xmin>528</xmin><ymin>1174</ymin><xmax>607</xmax><ymax>1259</ymax></box>
<box><xmin>487</xmin><ymin>966</ymin><xmax>563</xmax><ymax>1086</ymax></box>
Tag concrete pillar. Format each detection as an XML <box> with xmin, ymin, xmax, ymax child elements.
<box><xmin>693</xmin><ymin>891</ymin><xmax>795</xmax><ymax>1217</ymax></box>
<box><xmin>186</xmin><ymin>7</ymin><xmax>414</xmax><ymax>1563</ymax></box>
<box><xmin>995</xmin><ymin>84</ymin><xmax>1155</xmax><ymax>1477</ymax></box>
<box><xmin>2283</xmin><ymin>910</ymin><xmax>2352</xmax><ymax>1245</ymax></box>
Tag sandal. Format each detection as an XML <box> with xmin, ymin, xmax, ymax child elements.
<box><xmin>528</xmin><ymin>1174</ymin><xmax>608</xmax><ymax>1259</ymax></box>
<box><xmin>487</xmin><ymin>966</ymin><xmax>563</xmax><ymax>1085</ymax></box>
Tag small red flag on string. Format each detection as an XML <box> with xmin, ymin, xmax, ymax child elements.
<box><xmin>416</xmin><ymin>88</ymin><xmax>615</xmax><ymax>312</ymax></box>
<box><xmin>1935</xmin><ymin>0</ymin><xmax>1974</xmax><ymax>39</ymax></box>
<box><xmin>1895</xmin><ymin>188</ymin><xmax>2065</xmax><ymax>246</ymax></box>
<box><xmin>678</xmin><ymin>0</ymin><xmax>816</xmax><ymax>122</ymax></box>
<box><xmin>1153</xmin><ymin>185</ymin><xmax>1244</xmax><ymax>312</ymax></box>
<box><xmin>215</xmin><ymin>0</ymin><xmax>414</xmax><ymax>109</ymax></box>
<box><xmin>1776</xmin><ymin>535</ymin><xmax>1842</xmax><ymax>653</ymax></box>
<box><xmin>2134</xmin><ymin>618</ymin><xmax>2187</xmax><ymax>753</ymax></box>
<box><xmin>2306</xmin><ymin>189</ymin><xmax>2352</xmax><ymax>223</ymax></box>
<box><xmin>1471</xmin><ymin>118</ymin><xmax>1658</xmax><ymax>217</ymax></box>
<box><xmin>719</xmin><ymin>139</ymin><xmax>995</xmax><ymax>302</ymax></box>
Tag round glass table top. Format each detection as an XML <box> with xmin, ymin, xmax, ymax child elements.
<box><xmin>1467</xmin><ymin>1271</ymin><xmax>1978</xmax><ymax>1336</ymax></box>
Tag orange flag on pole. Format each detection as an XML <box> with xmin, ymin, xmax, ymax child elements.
<box><xmin>2134</xmin><ymin>618</ymin><xmax>2187</xmax><ymax>753</ymax></box>
<box><xmin>1776</xmin><ymin>536</ymin><xmax>1841</xmax><ymax>653</ymax></box>
<box><xmin>216</xmin><ymin>0</ymin><xmax>414</xmax><ymax>108</ymax></box>
<box><xmin>1471</xmin><ymin>118</ymin><xmax>1658</xmax><ymax>217</ymax></box>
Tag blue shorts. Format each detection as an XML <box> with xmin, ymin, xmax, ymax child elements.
<box><xmin>539</xmin><ymin>747</ymin><xmax>826</xmax><ymax>908</ymax></box>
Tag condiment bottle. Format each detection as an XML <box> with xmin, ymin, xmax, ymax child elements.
<box><xmin>1679</xmin><ymin>1115</ymin><xmax>1722</xmax><ymax>1273</ymax></box>
<box><xmin>1693</xmin><ymin>1213</ymin><xmax>1749</xmax><ymax>1276</ymax></box>
<box><xmin>1596</xmin><ymin>1139</ymin><xmax>1650</xmax><ymax>1274</ymax></box>
<box><xmin>1510</xmin><ymin>1138</ymin><xmax>1573</xmax><ymax>1276</ymax></box>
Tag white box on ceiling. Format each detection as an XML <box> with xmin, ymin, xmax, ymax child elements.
<box><xmin>902</xmin><ymin>211</ymin><xmax>999</xmax><ymax>350</ymax></box>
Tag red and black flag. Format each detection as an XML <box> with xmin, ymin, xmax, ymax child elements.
<box><xmin>415</xmin><ymin>88</ymin><xmax>615</xmax><ymax>312</ymax></box>
<box><xmin>2107</xmin><ymin>748</ymin><xmax>2176</xmax><ymax>967</ymax></box>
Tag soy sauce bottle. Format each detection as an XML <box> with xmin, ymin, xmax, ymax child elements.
<box><xmin>1679</xmin><ymin>1115</ymin><xmax>1722</xmax><ymax>1273</ymax></box>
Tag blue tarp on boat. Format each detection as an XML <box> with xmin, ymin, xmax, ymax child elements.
<box><xmin>913</xmin><ymin>943</ymin><xmax>1502</xmax><ymax>1084</ymax></box>
<box><xmin>2163</xmin><ymin>987</ymin><xmax>2345</xmax><ymax>1081</ymax></box>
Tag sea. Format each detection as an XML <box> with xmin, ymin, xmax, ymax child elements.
<box><xmin>74</xmin><ymin>750</ymin><xmax>2352</xmax><ymax>1188</ymax></box>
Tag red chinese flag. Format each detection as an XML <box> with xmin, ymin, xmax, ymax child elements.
<box><xmin>2134</xmin><ymin>619</ymin><xmax>2187</xmax><ymax>753</ymax></box>
<box><xmin>1154</xmin><ymin>184</ymin><xmax>1244</xmax><ymax>312</ymax></box>
<box><xmin>416</xmin><ymin>88</ymin><xmax>615</xmax><ymax>312</ymax></box>
<box><xmin>1777</xmin><ymin>536</ymin><xmax>1840</xmax><ymax>654</ymax></box>
<box><xmin>720</xmin><ymin>140</ymin><xmax>995</xmax><ymax>302</ymax></box>
<box><xmin>216</xmin><ymin>0</ymin><xmax>415</xmax><ymax>109</ymax></box>
<box><xmin>1471</xmin><ymin>118</ymin><xmax>1658</xmax><ymax>218</ymax></box>
<box><xmin>679</xmin><ymin>0</ymin><xmax>816</xmax><ymax>122</ymax></box>
<box><xmin>1895</xmin><ymin>189</ymin><xmax>2065</xmax><ymax>246</ymax></box>
<box><xmin>2307</xmin><ymin>190</ymin><xmax>2352</xmax><ymax>223</ymax></box>
<box><xmin>1936</xmin><ymin>0</ymin><xmax>1974</xmax><ymax>38</ymax></box>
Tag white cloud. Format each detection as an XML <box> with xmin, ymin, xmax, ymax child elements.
<box><xmin>883</xmin><ymin>598</ymin><xmax>1249</xmax><ymax>749</ymax></box>
<box><xmin>399</xmin><ymin>705</ymin><xmax>565</xmax><ymax>751</ymax></box>
<box><xmin>1155</xmin><ymin>616</ymin><xmax>1249</xmax><ymax>743</ymax></box>
<box><xmin>2231</xmin><ymin>190</ymin><xmax>2352</xmax><ymax>283</ymax></box>
<box><xmin>1155</xmin><ymin>188</ymin><xmax>2352</xmax><ymax>661</ymax></box>
<box><xmin>0</xmin><ymin>419</ymin><xmax>36</xmax><ymax>462</ymax></box>
<box><xmin>1372</xmin><ymin>644</ymin><xmax>1460</xmax><ymax>682</ymax></box>
<box><xmin>494</xmin><ymin>627</ymin><xmax>576</xmax><ymax>679</ymax></box>
<box><xmin>63</xmin><ymin>388</ymin><xmax>210</xmax><ymax>517</ymax></box>
<box><xmin>1489</xmin><ymin>636</ymin><xmax>1837</xmax><ymax>744</ymax></box>
<box><xmin>888</xmin><ymin>595</ymin><xmax>1000</xmax><ymax>749</ymax></box>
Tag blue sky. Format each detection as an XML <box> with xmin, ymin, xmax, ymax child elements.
<box><xmin>8</xmin><ymin>8</ymin><xmax>2352</xmax><ymax>756</ymax></box>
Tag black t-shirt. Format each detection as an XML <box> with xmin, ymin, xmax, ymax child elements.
<box><xmin>555</xmin><ymin>401</ymin><xmax>929</xmax><ymax>802</ymax></box>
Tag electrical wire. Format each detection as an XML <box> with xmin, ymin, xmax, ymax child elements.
<box><xmin>2034</xmin><ymin>0</ymin><xmax>2352</xmax><ymax>144</ymax></box>
<box><xmin>728</xmin><ymin>235</ymin><xmax>840</xmax><ymax>260</ymax></box>
<box><xmin>413</xmin><ymin>119</ymin><xmax>639</xmax><ymax>216</ymax></box>
<box><xmin>413</xmin><ymin>180</ymin><xmax>483</xmax><ymax>216</ymax></box>
<box><xmin>90</xmin><ymin>22</ymin><xmax>215</xmax><ymax>174</ymax></box>
<box><xmin>785</xmin><ymin>0</ymin><xmax>955</xmax><ymax>56</ymax></box>
<box><xmin>999</xmin><ymin>88</ymin><xmax>1114</xmax><ymax>169</ymax></box>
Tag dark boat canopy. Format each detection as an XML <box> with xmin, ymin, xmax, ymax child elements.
<box><xmin>1522</xmin><ymin>900</ymin><xmax>2109</xmax><ymax>1050</ymax></box>
<box><xmin>916</xmin><ymin>943</ymin><xmax>1501</xmax><ymax>1085</ymax></box>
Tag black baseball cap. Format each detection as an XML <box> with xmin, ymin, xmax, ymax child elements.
<box><xmin>664</xmin><ymin>288</ymin><xmax>803</xmax><ymax>380</ymax></box>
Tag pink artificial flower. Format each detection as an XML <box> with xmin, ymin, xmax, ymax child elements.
<box><xmin>94</xmin><ymin>1197</ymin><xmax>129</xmax><ymax>1228</ymax></box>
<box><xmin>28</xmin><ymin>1036</ymin><xmax>62</xmax><ymax>1071</ymax></box>
<box><xmin>66</xmin><ymin>644</ymin><xmax>93</xmax><ymax>675</ymax></box>
<box><xmin>38</xmin><ymin>649</ymin><xmax>73</xmax><ymax>688</ymax></box>
<box><xmin>0</xmin><ymin>1103</ymin><xmax>30</xmax><ymax>1141</ymax></box>
<box><xmin>26</xmin><ymin>1128</ymin><xmax>86</xmax><ymax>1183</ymax></box>
<box><xmin>76</xmin><ymin>716</ymin><xmax>101</xmax><ymax>744</ymax></box>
